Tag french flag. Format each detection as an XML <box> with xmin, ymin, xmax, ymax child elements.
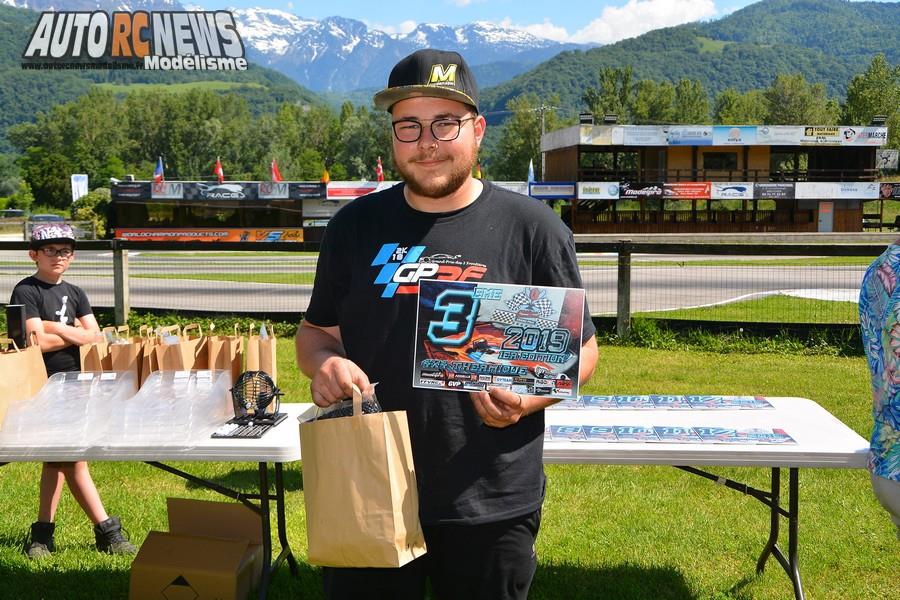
<box><xmin>153</xmin><ymin>156</ymin><xmax>164</xmax><ymax>183</ymax></box>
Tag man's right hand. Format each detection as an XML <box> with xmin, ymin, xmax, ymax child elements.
<box><xmin>310</xmin><ymin>356</ymin><xmax>371</xmax><ymax>407</ymax></box>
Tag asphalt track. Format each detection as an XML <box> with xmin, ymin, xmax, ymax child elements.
<box><xmin>0</xmin><ymin>251</ymin><xmax>865</xmax><ymax>314</ymax></box>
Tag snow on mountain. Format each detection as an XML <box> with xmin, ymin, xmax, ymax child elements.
<box><xmin>1</xmin><ymin>1</ymin><xmax>591</xmax><ymax>92</ymax></box>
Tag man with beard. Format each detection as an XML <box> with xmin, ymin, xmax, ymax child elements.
<box><xmin>295</xmin><ymin>48</ymin><xmax>598</xmax><ymax>600</ymax></box>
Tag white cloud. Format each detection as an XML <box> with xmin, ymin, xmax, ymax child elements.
<box><xmin>570</xmin><ymin>0</ymin><xmax>718</xmax><ymax>44</ymax></box>
<box><xmin>454</xmin><ymin>0</ymin><xmax>473</xmax><ymax>6</ymax></box>
<box><xmin>366</xmin><ymin>20</ymin><xmax>419</xmax><ymax>36</ymax></box>
<box><xmin>499</xmin><ymin>0</ymin><xmax>719</xmax><ymax>44</ymax></box>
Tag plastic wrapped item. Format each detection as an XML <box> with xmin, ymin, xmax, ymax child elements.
<box><xmin>306</xmin><ymin>384</ymin><xmax>381</xmax><ymax>422</ymax></box>
<box><xmin>102</xmin><ymin>370</ymin><xmax>232</xmax><ymax>447</ymax></box>
<box><xmin>0</xmin><ymin>371</ymin><xmax>138</xmax><ymax>451</ymax></box>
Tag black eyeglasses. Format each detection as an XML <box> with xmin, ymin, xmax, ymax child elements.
<box><xmin>391</xmin><ymin>116</ymin><xmax>477</xmax><ymax>143</ymax></box>
<box><xmin>38</xmin><ymin>247</ymin><xmax>73</xmax><ymax>258</ymax></box>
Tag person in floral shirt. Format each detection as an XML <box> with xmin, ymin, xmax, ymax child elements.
<box><xmin>859</xmin><ymin>245</ymin><xmax>900</xmax><ymax>540</ymax></box>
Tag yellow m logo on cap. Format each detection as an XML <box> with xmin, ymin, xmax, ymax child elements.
<box><xmin>428</xmin><ymin>64</ymin><xmax>458</xmax><ymax>84</ymax></box>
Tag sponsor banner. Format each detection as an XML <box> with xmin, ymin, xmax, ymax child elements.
<box><xmin>111</xmin><ymin>182</ymin><xmax>151</xmax><ymax>200</ymax></box>
<box><xmin>303</xmin><ymin>197</ymin><xmax>351</xmax><ymax>218</ymax></box>
<box><xmin>413</xmin><ymin>280</ymin><xmax>585</xmax><ymax>400</ymax></box>
<box><xmin>878</xmin><ymin>150</ymin><xmax>899</xmax><ymax>170</ymax></box>
<box><xmin>578</xmin><ymin>182</ymin><xmax>619</xmax><ymax>200</ymax></box>
<box><xmin>754</xmin><ymin>182</ymin><xmax>795</xmax><ymax>199</ymax></box>
<box><xmin>795</xmin><ymin>182</ymin><xmax>879</xmax><ymax>199</ymax></box>
<box><xmin>880</xmin><ymin>183</ymin><xmax>900</xmax><ymax>199</ymax></box>
<box><xmin>840</xmin><ymin>126</ymin><xmax>888</xmax><ymax>146</ymax></box>
<box><xmin>258</xmin><ymin>182</ymin><xmax>290</xmax><ymax>199</ymax></box>
<box><xmin>666</xmin><ymin>126</ymin><xmax>713</xmax><ymax>146</ymax></box>
<box><xmin>114</xmin><ymin>227</ymin><xmax>304</xmax><ymax>242</ymax></box>
<box><xmin>529</xmin><ymin>183</ymin><xmax>576</xmax><ymax>199</ymax></box>
<box><xmin>184</xmin><ymin>182</ymin><xmax>257</xmax><ymax>201</ymax></box>
<box><xmin>663</xmin><ymin>182</ymin><xmax>711</xmax><ymax>199</ymax></box>
<box><xmin>582</xmin><ymin>125</ymin><xmax>615</xmax><ymax>145</ymax></box>
<box><xmin>619</xmin><ymin>182</ymin><xmax>663</xmax><ymax>199</ymax></box>
<box><xmin>151</xmin><ymin>181</ymin><xmax>184</xmax><ymax>199</ymax></box>
<box><xmin>621</xmin><ymin>126</ymin><xmax>667</xmax><ymax>146</ymax></box>
<box><xmin>325</xmin><ymin>181</ymin><xmax>396</xmax><ymax>199</ymax></box>
<box><xmin>494</xmin><ymin>181</ymin><xmax>529</xmax><ymax>195</ymax></box>
<box><xmin>289</xmin><ymin>182</ymin><xmax>326</xmax><ymax>199</ymax></box>
<box><xmin>711</xmin><ymin>182</ymin><xmax>754</xmax><ymax>200</ymax></box>
<box><xmin>800</xmin><ymin>126</ymin><xmax>842</xmax><ymax>145</ymax></box>
<box><xmin>712</xmin><ymin>126</ymin><xmax>757</xmax><ymax>145</ymax></box>
<box><xmin>303</xmin><ymin>219</ymin><xmax>331</xmax><ymax>227</ymax></box>
<box><xmin>756</xmin><ymin>126</ymin><xmax>805</xmax><ymax>145</ymax></box>
<box><xmin>21</xmin><ymin>11</ymin><xmax>247</xmax><ymax>71</ymax></box>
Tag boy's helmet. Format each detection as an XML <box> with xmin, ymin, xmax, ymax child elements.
<box><xmin>30</xmin><ymin>224</ymin><xmax>76</xmax><ymax>249</ymax></box>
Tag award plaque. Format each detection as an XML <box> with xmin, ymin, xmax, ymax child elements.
<box><xmin>413</xmin><ymin>280</ymin><xmax>585</xmax><ymax>400</ymax></box>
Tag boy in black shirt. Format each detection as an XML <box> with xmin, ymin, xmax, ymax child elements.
<box><xmin>10</xmin><ymin>224</ymin><xmax>136</xmax><ymax>559</ymax></box>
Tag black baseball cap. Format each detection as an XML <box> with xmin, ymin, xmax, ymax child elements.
<box><xmin>373</xmin><ymin>49</ymin><xmax>478</xmax><ymax>113</ymax></box>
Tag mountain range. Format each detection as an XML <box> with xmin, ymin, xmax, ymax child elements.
<box><xmin>1</xmin><ymin>0</ymin><xmax>591</xmax><ymax>91</ymax></box>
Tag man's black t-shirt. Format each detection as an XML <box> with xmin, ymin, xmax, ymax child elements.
<box><xmin>10</xmin><ymin>276</ymin><xmax>92</xmax><ymax>375</ymax></box>
<box><xmin>305</xmin><ymin>181</ymin><xmax>595</xmax><ymax>525</ymax></box>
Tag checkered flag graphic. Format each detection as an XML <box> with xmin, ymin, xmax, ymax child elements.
<box><xmin>506</xmin><ymin>290</ymin><xmax>555</xmax><ymax>317</ymax></box>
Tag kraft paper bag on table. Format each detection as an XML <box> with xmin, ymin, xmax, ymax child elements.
<box><xmin>246</xmin><ymin>323</ymin><xmax>276</xmax><ymax>383</ymax></box>
<box><xmin>106</xmin><ymin>326</ymin><xmax>145</xmax><ymax>383</ymax></box>
<box><xmin>79</xmin><ymin>326</ymin><xmax>116</xmax><ymax>372</ymax></box>
<box><xmin>300</xmin><ymin>385</ymin><xmax>427</xmax><ymax>567</ymax></box>
<box><xmin>139</xmin><ymin>325</ymin><xmax>166</xmax><ymax>387</ymax></box>
<box><xmin>207</xmin><ymin>323</ymin><xmax>244</xmax><ymax>385</ymax></box>
<box><xmin>0</xmin><ymin>333</ymin><xmax>48</xmax><ymax>429</ymax></box>
<box><xmin>156</xmin><ymin>323</ymin><xmax>209</xmax><ymax>371</ymax></box>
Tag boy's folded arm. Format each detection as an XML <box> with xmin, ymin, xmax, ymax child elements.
<box><xmin>40</xmin><ymin>319</ymin><xmax>99</xmax><ymax>347</ymax></box>
<box><xmin>26</xmin><ymin>318</ymin><xmax>70</xmax><ymax>351</ymax></box>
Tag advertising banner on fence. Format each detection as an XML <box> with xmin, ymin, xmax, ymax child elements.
<box><xmin>795</xmin><ymin>182</ymin><xmax>879</xmax><ymax>199</ymax></box>
<box><xmin>619</xmin><ymin>182</ymin><xmax>663</xmax><ymax>199</ymax></box>
<box><xmin>303</xmin><ymin>197</ymin><xmax>351</xmax><ymax>218</ymax></box>
<box><xmin>839</xmin><ymin>127</ymin><xmax>888</xmax><ymax>146</ymax></box>
<box><xmin>754</xmin><ymin>183</ymin><xmax>795</xmax><ymax>199</ymax></box>
<box><xmin>494</xmin><ymin>181</ymin><xmax>529</xmax><ymax>195</ymax></box>
<box><xmin>151</xmin><ymin>182</ymin><xmax>184</xmax><ymax>199</ymax></box>
<box><xmin>577</xmin><ymin>182</ymin><xmax>619</xmax><ymax>200</ymax></box>
<box><xmin>878</xmin><ymin>150</ymin><xmax>899</xmax><ymax>170</ymax></box>
<box><xmin>114</xmin><ymin>227</ymin><xmax>304</xmax><ymax>242</ymax></box>
<box><xmin>184</xmin><ymin>182</ymin><xmax>258</xmax><ymax>200</ymax></box>
<box><xmin>258</xmin><ymin>182</ymin><xmax>290</xmax><ymax>199</ymax></box>
<box><xmin>112</xmin><ymin>182</ymin><xmax>151</xmax><ymax>200</ymax></box>
<box><xmin>881</xmin><ymin>183</ymin><xmax>900</xmax><ymax>199</ymax></box>
<box><xmin>666</xmin><ymin>127</ymin><xmax>712</xmax><ymax>146</ymax></box>
<box><xmin>529</xmin><ymin>183</ymin><xmax>576</xmax><ymax>199</ymax></box>
<box><xmin>712</xmin><ymin>126</ymin><xmax>757</xmax><ymax>145</ymax></box>
<box><xmin>663</xmin><ymin>182</ymin><xmax>711</xmax><ymax>199</ymax></box>
<box><xmin>413</xmin><ymin>280</ymin><xmax>584</xmax><ymax>400</ymax></box>
<box><xmin>711</xmin><ymin>182</ymin><xmax>754</xmax><ymax>200</ymax></box>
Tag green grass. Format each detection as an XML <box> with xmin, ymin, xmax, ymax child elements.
<box><xmin>133</xmin><ymin>272</ymin><xmax>316</xmax><ymax>285</ymax></box>
<box><xmin>696</xmin><ymin>36</ymin><xmax>730</xmax><ymax>53</ymax></box>
<box><xmin>639</xmin><ymin>294</ymin><xmax>860</xmax><ymax>324</ymax></box>
<box><xmin>0</xmin><ymin>340</ymin><xmax>895</xmax><ymax>599</ymax></box>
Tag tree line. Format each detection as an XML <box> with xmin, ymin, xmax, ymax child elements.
<box><xmin>0</xmin><ymin>55</ymin><xmax>897</xmax><ymax>211</ymax></box>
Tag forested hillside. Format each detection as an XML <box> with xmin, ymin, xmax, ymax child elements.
<box><xmin>0</xmin><ymin>4</ymin><xmax>322</xmax><ymax>152</ymax></box>
<box><xmin>481</xmin><ymin>0</ymin><xmax>900</xmax><ymax>115</ymax></box>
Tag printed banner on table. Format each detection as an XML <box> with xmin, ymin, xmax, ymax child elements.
<box><xmin>413</xmin><ymin>280</ymin><xmax>585</xmax><ymax>400</ymax></box>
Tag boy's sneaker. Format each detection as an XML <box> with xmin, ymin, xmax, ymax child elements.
<box><xmin>25</xmin><ymin>521</ymin><xmax>55</xmax><ymax>560</ymax></box>
<box><xmin>93</xmin><ymin>516</ymin><xmax>137</xmax><ymax>555</ymax></box>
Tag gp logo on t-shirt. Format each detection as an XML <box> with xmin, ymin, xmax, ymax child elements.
<box><xmin>371</xmin><ymin>243</ymin><xmax>487</xmax><ymax>298</ymax></box>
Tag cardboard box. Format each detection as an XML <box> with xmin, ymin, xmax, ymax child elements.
<box><xmin>129</xmin><ymin>498</ymin><xmax>264</xmax><ymax>600</ymax></box>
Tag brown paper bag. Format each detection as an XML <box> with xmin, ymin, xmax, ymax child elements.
<box><xmin>207</xmin><ymin>324</ymin><xmax>244</xmax><ymax>384</ymax></box>
<box><xmin>0</xmin><ymin>333</ymin><xmax>49</xmax><ymax>428</ymax></box>
<box><xmin>246</xmin><ymin>323</ymin><xmax>277</xmax><ymax>383</ymax></box>
<box><xmin>138</xmin><ymin>325</ymin><xmax>165</xmax><ymax>386</ymax></box>
<box><xmin>300</xmin><ymin>385</ymin><xmax>427</xmax><ymax>567</ymax></box>
<box><xmin>107</xmin><ymin>326</ymin><xmax>145</xmax><ymax>383</ymax></box>
<box><xmin>156</xmin><ymin>323</ymin><xmax>208</xmax><ymax>371</ymax></box>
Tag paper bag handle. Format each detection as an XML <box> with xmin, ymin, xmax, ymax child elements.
<box><xmin>351</xmin><ymin>383</ymin><xmax>362</xmax><ymax>416</ymax></box>
<box><xmin>0</xmin><ymin>336</ymin><xmax>20</xmax><ymax>351</ymax></box>
<box><xmin>182</xmin><ymin>323</ymin><xmax>203</xmax><ymax>338</ymax></box>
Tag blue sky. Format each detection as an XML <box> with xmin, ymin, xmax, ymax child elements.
<box><xmin>199</xmin><ymin>0</ymin><xmax>897</xmax><ymax>44</ymax></box>
<box><xmin>195</xmin><ymin>1</ymin><xmax>756</xmax><ymax>44</ymax></box>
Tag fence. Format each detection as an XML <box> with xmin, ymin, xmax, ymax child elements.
<box><xmin>0</xmin><ymin>237</ymin><xmax>890</xmax><ymax>336</ymax></box>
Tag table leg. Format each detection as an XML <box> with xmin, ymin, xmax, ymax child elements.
<box><xmin>755</xmin><ymin>467</ymin><xmax>804</xmax><ymax>600</ymax></box>
<box><xmin>274</xmin><ymin>463</ymin><xmax>299</xmax><ymax>576</ymax></box>
<box><xmin>756</xmin><ymin>467</ymin><xmax>781</xmax><ymax>574</ymax></box>
<box><xmin>258</xmin><ymin>462</ymin><xmax>272</xmax><ymax>600</ymax></box>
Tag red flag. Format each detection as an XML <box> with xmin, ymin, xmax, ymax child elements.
<box><xmin>214</xmin><ymin>157</ymin><xmax>224</xmax><ymax>183</ymax></box>
<box><xmin>375</xmin><ymin>156</ymin><xmax>384</xmax><ymax>182</ymax></box>
<box><xmin>271</xmin><ymin>158</ymin><xmax>283</xmax><ymax>183</ymax></box>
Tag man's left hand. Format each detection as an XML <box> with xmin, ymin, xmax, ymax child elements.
<box><xmin>470</xmin><ymin>388</ymin><xmax>526</xmax><ymax>428</ymax></box>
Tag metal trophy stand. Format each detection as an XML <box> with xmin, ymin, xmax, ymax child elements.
<box><xmin>212</xmin><ymin>371</ymin><xmax>287</xmax><ymax>439</ymax></box>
